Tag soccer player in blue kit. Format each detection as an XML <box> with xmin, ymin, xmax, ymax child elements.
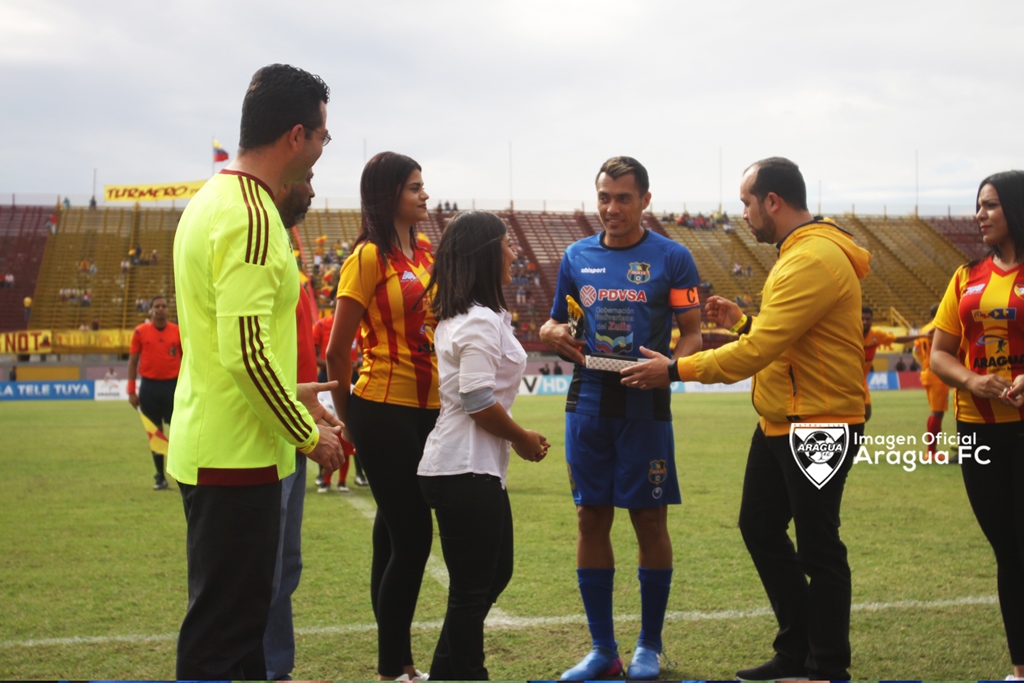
<box><xmin>540</xmin><ymin>156</ymin><xmax>703</xmax><ymax>680</ymax></box>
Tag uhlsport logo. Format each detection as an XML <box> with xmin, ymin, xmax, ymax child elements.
<box><xmin>789</xmin><ymin>423</ymin><xmax>849</xmax><ymax>489</ymax></box>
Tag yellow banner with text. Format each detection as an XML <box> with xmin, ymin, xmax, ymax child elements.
<box><xmin>104</xmin><ymin>180</ymin><xmax>206</xmax><ymax>203</ymax></box>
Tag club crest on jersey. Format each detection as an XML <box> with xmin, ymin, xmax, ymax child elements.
<box><xmin>648</xmin><ymin>459</ymin><xmax>668</xmax><ymax>485</ymax></box>
<box><xmin>1015</xmin><ymin>285</ymin><xmax>1024</xmax><ymax>302</ymax></box>
<box><xmin>627</xmin><ymin>262</ymin><xmax>651</xmax><ymax>284</ymax></box>
<box><xmin>789</xmin><ymin>423</ymin><xmax>849</xmax><ymax>489</ymax></box>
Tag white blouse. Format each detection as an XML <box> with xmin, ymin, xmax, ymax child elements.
<box><xmin>418</xmin><ymin>305</ymin><xmax>527</xmax><ymax>488</ymax></box>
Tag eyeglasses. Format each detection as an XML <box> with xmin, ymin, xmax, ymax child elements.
<box><xmin>306</xmin><ymin>127</ymin><xmax>332</xmax><ymax>147</ymax></box>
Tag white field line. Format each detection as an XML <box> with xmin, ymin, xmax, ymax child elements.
<box><xmin>0</xmin><ymin>595</ymin><xmax>998</xmax><ymax>649</ymax></box>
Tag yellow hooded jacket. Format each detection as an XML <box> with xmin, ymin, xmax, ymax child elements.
<box><xmin>675</xmin><ymin>219</ymin><xmax>871</xmax><ymax>436</ymax></box>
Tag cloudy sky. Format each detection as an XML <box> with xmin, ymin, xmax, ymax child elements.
<box><xmin>1</xmin><ymin>0</ymin><xmax>1020</xmax><ymax>215</ymax></box>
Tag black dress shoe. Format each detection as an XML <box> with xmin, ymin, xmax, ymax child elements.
<box><xmin>736</xmin><ymin>656</ymin><xmax>808</xmax><ymax>681</ymax></box>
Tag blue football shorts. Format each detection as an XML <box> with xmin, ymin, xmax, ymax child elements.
<box><xmin>565</xmin><ymin>412</ymin><xmax>680</xmax><ymax>508</ymax></box>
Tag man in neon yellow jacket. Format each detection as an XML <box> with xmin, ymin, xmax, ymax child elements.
<box><xmin>623</xmin><ymin>157</ymin><xmax>870</xmax><ymax>681</ymax></box>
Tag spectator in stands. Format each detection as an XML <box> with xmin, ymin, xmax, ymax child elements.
<box><xmin>23</xmin><ymin>296</ymin><xmax>31</xmax><ymax>321</ymax></box>
<box><xmin>746</xmin><ymin>264</ymin><xmax>754</xmax><ymax>277</ymax></box>
<box><xmin>90</xmin><ymin>319</ymin><xmax>100</xmax><ymax>331</ymax></box>
<box><xmin>733</xmin><ymin>263</ymin><xmax>743</xmax><ymax>275</ymax></box>
<box><xmin>150</xmin><ymin>249</ymin><xmax>159</xmax><ymax>264</ymax></box>
<box><xmin>895</xmin><ymin>358</ymin><xmax>907</xmax><ymax>371</ymax></box>
<box><xmin>452</xmin><ymin>201</ymin><xmax>458</xmax><ymax>211</ymax></box>
<box><xmin>88</xmin><ymin>196</ymin><xmax>97</xmax><ymax>210</ymax></box>
<box><xmin>122</xmin><ymin>259</ymin><xmax>130</xmax><ymax>274</ymax></box>
<box><xmin>539</xmin><ymin>363</ymin><xmax>551</xmax><ymax>375</ymax></box>
<box><xmin>81</xmin><ymin>291</ymin><xmax>92</xmax><ymax>306</ymax></box>
<box><xmin>63</xmin><ymin>197</ymin><xmax>70</xmax><ymax>209</ymax></box>
<box><xmin>552</xmin><ymin>361</ymin><xmax>563</xmax><ymax>375</ymax></box>
<box><xmin>444</xmin><ymin>200</ymin><xmax>451</xmax><ymax>211</ymax></box>
<box><xmin>3</xmin><ymin>273</ymin><xmax>12</xmax><ymax>288</ymax></box>
<box><xmin>89</xmin><ymin>260</ymin><xmax>98</xmax><ymax>275</ymax></box>
<box><xmin>935</xmin><ymin>170</ymin><xmax>1024</xmax><ymax>683</ymax></box>
<box><xmin>8</xmin><ymin>366</ymin><xmax>16</xmax><ymax>382</ymax></box>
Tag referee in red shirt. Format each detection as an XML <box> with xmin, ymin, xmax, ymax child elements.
<box><xmin>128</xmin><ymin>295</ymin><xmax>181</xmax><ymax>490</ymax></box>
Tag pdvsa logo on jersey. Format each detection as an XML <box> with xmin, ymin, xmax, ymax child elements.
<box><xmin>627</xmin><ymin>262</ymin><xmax>651</xmax><ymax>284</ymax></box>
<box><xmin>579</xmin><ymin>285</ymin><xmax>598</xmax><ymax>307</ymax></box>
<box><xmin>789</xmin><ymin>423</ymin><xmax>849</xmax><ymax>489</ymax></box>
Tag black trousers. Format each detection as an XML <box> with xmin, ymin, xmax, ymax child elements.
<box><xmin>420</xmin><ymin>473</ymin><xmax>514</xmax><ymax>681</ymax></box>
<box><xmin>958</xmin><ymin>420</ymin><xmax>1024</xmax><ymax>664</ymax></box>
<box><xmin>138</xmin><ymin>376</ymin><xmax>176</xmax><ymax>431</ymax></box>
<box><xmin>176</xmin><ymin>481</ymin><xmax>281</xmax><ymax>680</ymax></box>
<box><xmin>737</xmin><ymin>423</ymin><xmax>860</xmax><ymax>680</ymax></box>
<box><xmin>347</xmin><ymin>394</ymin><xmax>438</xmax><ymax>677</ymax></box>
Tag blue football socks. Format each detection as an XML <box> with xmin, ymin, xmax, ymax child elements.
<box><xmin>577</xmin><ymin>567</ymin><xmax>616</xmax><ymax>652</ymax></box>
<box><xmin>637</xmin><ymin>566</ymin><xmax>673</xmax><ymax>651</ymax></box>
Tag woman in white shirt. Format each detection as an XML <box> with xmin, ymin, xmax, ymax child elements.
<box><xmin>418</xmin><ymin>211</ymin><xmax>550</xmax><ymax>680</ymax></box>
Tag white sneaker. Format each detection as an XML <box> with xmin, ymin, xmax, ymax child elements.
<box><xmin>1005</xmin><ymin>676</ymin><xmax>1024</xmax><ymax>680</ymax></box>
<box><xmin>413</xmin><ymin>670</ymin><xmax>429</xmax><ymax>681</ymax></box>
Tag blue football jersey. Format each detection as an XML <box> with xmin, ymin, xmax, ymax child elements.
<box><xmin>551</xmin><ymin>229</ymin><xmax>700</xmax><ymax>420</ymax></box>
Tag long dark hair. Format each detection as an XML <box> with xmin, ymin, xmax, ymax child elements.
<box><xmin>971</xmin><ymin>170</ymin><xmax>1024</xmax><ymax>266</ymax></box>
<box><xmin>357</xmin><ymin>151</ymin><xmax>421</xmax><ymax>260</ymax></box>
<box><xmin>422</xmin><ymin>211</ymin><xmax>508</xmax><ymax>321</ymax></box>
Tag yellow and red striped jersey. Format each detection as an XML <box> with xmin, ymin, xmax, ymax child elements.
<box><xmin>913</xmin><ymin>322</ymin><xmax>935</xmax><ymax>373</ymax></box>
<box><xmin>863</xmin><ymin>327</ymin><xmax>897</xmax><ymax>377</ymax></box>
<box><xmin>934</xmin><ymin>258</ymin><xmax>1024</xmax><ymax>423</ymax></box>
<box><xmin>336</xmin><ymin>240</ymin><xmax>439</xmax><ymax>409</ymax></box>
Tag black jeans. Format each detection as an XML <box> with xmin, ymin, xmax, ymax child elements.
<box><xmin>347</xmin><ymin>394</ymin><xmax>439</xmax><ymax>677</ymax></box>
<box><xmin>737</xmin><ymin>423</ymin><xmax>860</xmax><ymax>680</ymax></box>
<box><xmin>420</xmin><ymin>473</ymin><xmax>514</xmax><ymax>681</ymax></box>
<box><xmin>176</xmin><ymin>481</ymin><xmax>281</xmax><ymax>680</ymax></box>
<box><xmin>958</xmin><ymin>420</ymin><xmax>1024</xmax><ymax>664</ymax></box>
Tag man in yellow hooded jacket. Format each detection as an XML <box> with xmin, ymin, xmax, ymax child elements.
<box><xmin>623</xmin><ymin>157</ymin><xmax>870</xmax><ymax>681</ymax></box>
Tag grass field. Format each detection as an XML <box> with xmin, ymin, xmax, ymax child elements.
<box><xmin>0</xmin><ymin>390</ymin><xmax>1011</xmax><ymax>680</ymax></box>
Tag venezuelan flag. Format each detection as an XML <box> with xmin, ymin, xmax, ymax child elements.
<box><xmin>213</xmin><ymin>138</ymin><xmax>229</xmax><ymax>163</ymax></box>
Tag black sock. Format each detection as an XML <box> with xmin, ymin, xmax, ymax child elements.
<box><xmin>152</xmin><ymin>453</ymin><xmax>165</xmax><ymax>478</ymax></box>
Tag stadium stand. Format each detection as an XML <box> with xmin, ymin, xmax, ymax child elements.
<box><xmin>0</xmin><ymin>205</ymin><xmax>52</xmax><ymax>331</ymax></box>
<box><xmin>659</xmin><ymin>217</ymin><xmax>773</xmax><ymax>313</ymax></box>
<box><xmin>926</xmin><ymin>216</ymin><xmax>988</xmax><ymax>262</ymax></box>
<box><xmin>28</xmin><ymin>206</ymin><xmax>177</xmax><ymax>331</ymax></box>
<box><xmin>11</xmin><ymin>204</ymin><xmax>984</xmax><ymax>351</ymax></box>
<box><xmin>843</xmin><ymin>214</ymin><xmax>964</xmax><ymax>323</ymax></box>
